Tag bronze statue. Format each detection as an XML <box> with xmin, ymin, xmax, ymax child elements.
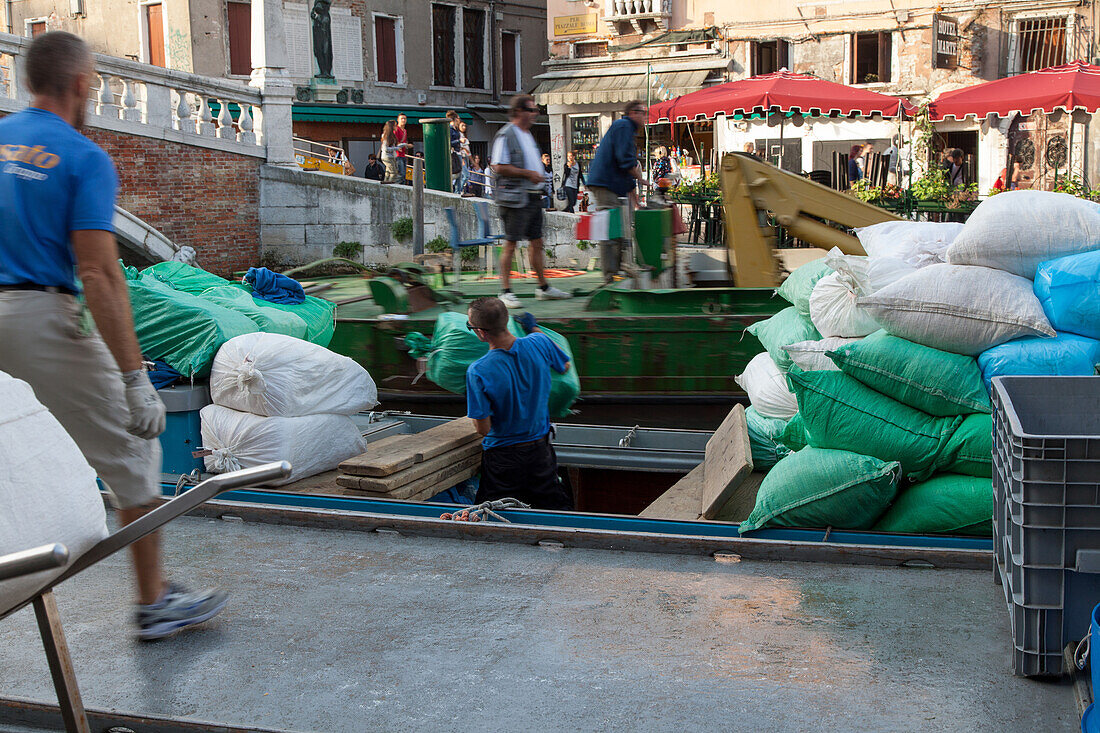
<box><xmin>311</xmin><ymin>0</ymin><xmax>334</xmax><ymax>79</ymax></box>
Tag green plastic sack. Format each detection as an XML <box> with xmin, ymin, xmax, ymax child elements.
<box><xmin>247</xmin><ymin>295</ymin><xmax>335</xmax><ymax>346</ymax></box>
<box><xmin>747</xmin><ymin>307</ymin><xmax>821</xmax><ymax>372</ymax></box>
<box><xmin>739</xmin><ymin>447</ymin><xmax>900</xmax><ymax>533</ymax></box>
<box><xmin>873</xmin><ymin>474</ymin><xmax>992</xmax><ymax>536</ymax></box>
<box><xmin>199</xmin><ymin>286</ymin><xmax>309</xmax><ymax>339</ymax></box>
<box><xmin>128</xmin><ymin>278</ymin><xmax>258</xmax><ymax>377</ymax></box>
<box><xmin>941</xmin><ymin>413</ymin><xmax>992</xmax><ymax>477</ymax></box>
<box><xmin>141</xmin><ymin>261</ymin><xmax>231</xmax><ymax>294</ymax></box>
<box><xmin>776</xmin><ymin>258</ymin><xmax>832</xmax><ymax>316</ymax></box>
<box><xmin>827</xmin><ymin>331</ymin><xmax>990</xmax><ymax>416</ymax></box>
<box><xmin>405</xmin><ymin>312</ymin><xmax>580</xmax><ymax>417</ymax></box>
<box><xmin>787</xmin><ymin>368</ymin><xmax>962</xmax><ymax>481</ymax></box>
<box><xmin>776</xmin><ymin>412</ymin><xmax>807</xmax><ymax>453</ymax></box>
<box><xmin>745</xmin><ymin>406</ymin><xmax>791</xmax><ymax>470</ymax></box>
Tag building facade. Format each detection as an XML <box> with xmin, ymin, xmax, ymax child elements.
<box><xmin>536</xmin><ymin>0</ymin><xmax>1100</xmax><ymax>190</ymax></box>
<box><xmin>4</xmin><ymin>0</ymin><xmax>548</xmax><ymax>170</ymax></box>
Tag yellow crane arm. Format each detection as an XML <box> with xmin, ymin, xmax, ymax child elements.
<box><xmin>718</xmin><ymin>152</ymin><xmax>902</xmax><ymax>287</ymax></box>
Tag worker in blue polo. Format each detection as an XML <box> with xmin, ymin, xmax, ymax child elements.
<box><xmin>0</xmin><ymin>32</ymin><xmax>227</xmax><ymax>640</ymax></box>
<box><xmin>465</xmin><ymin>297</ymin><xmax>574</xmax><ymax>510</ymax></box>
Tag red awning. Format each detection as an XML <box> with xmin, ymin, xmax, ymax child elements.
<box><xmin>928</xmin><ymin>61</ymin><xmax>1100</xmax><ymax>121</ymax></box>
<box><xmin>648</xmin><ymin>70</ymin><xmax>910</xmax><ymax>123</ymax></box>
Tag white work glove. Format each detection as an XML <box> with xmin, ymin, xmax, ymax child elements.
<box><xmin>122</xmin><ymin>369</ymin><xmax>167</xmax><ymax>440</ymax></box>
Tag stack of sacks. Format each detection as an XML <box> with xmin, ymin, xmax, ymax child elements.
<box><xmin>939</xmin><ymin>192</ymin><xmax>1100</xmax><ymax>386</ymax></box>
<box><xmin>199</xmin><ymin>333</ymin><xmax>378</xmax><ymax>485</ymax></box>
<box><xmin>738</xmin><ymin>214</ymin><xmax>1016</xmax><ymax>536</ymax></box>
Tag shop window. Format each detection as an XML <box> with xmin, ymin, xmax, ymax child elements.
<box><xmin>463</xmin><ymin>8</ymin><xmax>486</xmax><ymax>89</ymax></box>
<box><xmin>227</xmin><ymin>1</ymin><xmax>251</xmax><ymax>76</ymax></box>
<box><xmin>851</xmin><ymin>31</ymin><xmax>891</xmax><ymax>84</ymax></box>
<box><xmin>432</xmin><ymin>4</ymin><xmax>456</xmax><ymax>86</ymax></box>
<box><xmin>570</xmin><ymin>115</ymin><xmax>600</xmax><ymax>168</ymax></box>
<box><xmin>752</xmin><ymin>40</ymin><xmax>788</xmax><ymax>76</ymax></box>
<box><xmin>501</xmin><ymin>31</ymin><xmax>519</xmax><ymax>91</ymax></box>
<box><xmin>575</xmin><ymin>41</ymin><xmax>608</xmax><ymax>58</ymax></box>
<box><xmin>1015</xmin><ymin>17</ymin><xmax>1067</xmax><ymax>72</ymax></box>
<box><xmin>374</xmin><ymin>15</ymin><xmax>401</xmax><ymax>84</ymax></box>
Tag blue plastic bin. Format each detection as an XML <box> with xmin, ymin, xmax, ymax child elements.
<box><xmin>157</xmin><ymin>383</ymin><xmax>210</xmax><ymax>475</ymax></box>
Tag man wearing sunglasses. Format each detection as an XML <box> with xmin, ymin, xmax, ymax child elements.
<box><xmin>489</xmin><ymin>95</ymin><xmax>571</xmax><ymax>308</ymax></box>
<box><xmin>465</xmin><ymin>297</ymin><xmax>573</xmax><ymax>510</ymax></box>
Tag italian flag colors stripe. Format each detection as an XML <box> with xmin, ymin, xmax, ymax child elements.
<box><xmin>575</xmin><ymin>208</ymin><xmax>625</xmax><ymax>241</ymax></box>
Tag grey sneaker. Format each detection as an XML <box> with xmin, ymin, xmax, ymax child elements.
<box><xmin>536</xmin><ymin>285</ymin><xmax>572</xmax><ymax>300</ymax></box>
<box><xmin>136</xmin><ymin>584</ymin><xmax>228</xmax><ymax>641</ymax></box>
<box><xmin>498</xmin><ymin>292</ymin><xmax>522</xmax><ymax>308</ymax></box>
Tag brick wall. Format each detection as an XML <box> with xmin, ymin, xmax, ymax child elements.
<box><xmin>83</xmin><ymin>128</ymin><xmax>262</xmax><ymax>277</ymax></box>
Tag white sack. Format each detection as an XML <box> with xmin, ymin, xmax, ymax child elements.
<box><xmin>946</xmin><ymin>191</ymin><xmax>1100</xmax><ymax>278</ymax></box>
<box><xmin>211</xmin><ymin>333</ymin><xmax>378</xmax><ymax>417</ymax></box>
<box><xmin>735</xmin><ymin>352</ymin><xmax>799</xmax><ymax>419</ymax></box>
<box><xmin>200</xmin><ymin>405</ymin><xmax>367</xmax><ymax>486</ymax></box>
<box><xmin>808</xmin><ymin>273</ymin><xmax>882</xmax><ymax>338</ymax></box>
<box><xmin>855</xmin><ymin>221</ymin><xmax>963</xmax><ymax>267</ymax></box>
<box><xmin>0</xmin><ymin>371</ymin><xmax>107</xmax><ymax>617</ymax></box>
<box><xmin>857</xmin><ymin>263</ymin><xmax>1055</xmax><ymax>355</ymax></box>
<box><xmin>824</xmin><ymin>247</ymin><xmax>916</xmax><ymax>297</ymax></box>
<box><xmin>783</xmin><ymin>337</ymin><xmax>860</xmax><ymax>372</ymax></box>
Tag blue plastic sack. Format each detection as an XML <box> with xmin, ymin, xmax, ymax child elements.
<box><xmin>978</xmin><ymin>332</ymin><xmax>1100</xmax><ymax>391</ymax></box>
<box><xmin>244</xmin><ymin>267</ymin><xmax>306</xmax><ymax>305</ymax></box>
<box><xmin>1035</xmin><ymin>250</ymin><xmax>1100</xmax><ymax>340</ymax></box>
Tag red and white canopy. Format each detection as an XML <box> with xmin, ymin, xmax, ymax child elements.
<box><xmin>928</xmin><ymin>61</ymin><xmax>1100</xmax><ymax>121</ymax></box>
<box><xmin>648</xmin><ymin>70</ymin><xmax>910</xmax><ymax>123</ymax></box>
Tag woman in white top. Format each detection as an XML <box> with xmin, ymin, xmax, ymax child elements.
<box><xmin>380</xmin><ymin>120</ymin><xmax>400</xmax><ymax>184</ymax></box>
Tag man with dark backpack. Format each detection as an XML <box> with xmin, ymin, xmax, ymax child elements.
<box><xmin>489</xmin><ymin>95</ymin><xmax>571</xmax><ymax>308</ymax></box>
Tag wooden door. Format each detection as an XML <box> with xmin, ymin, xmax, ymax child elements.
<box><xmin>146</xmin><ymin>3</ymin><xmax>165</xmax><ymax>68</ymax></box>
<box><xmin>227</xmin><ymin>2</ymin><xmax>252</xmax><ymax>75</ymax></box>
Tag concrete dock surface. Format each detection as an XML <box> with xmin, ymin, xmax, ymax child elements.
<box><xmin>0</xmin><ymin>512</ymin><xmax>1076</xmax><ymax>732</ymax></box>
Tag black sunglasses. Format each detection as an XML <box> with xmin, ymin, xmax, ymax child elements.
<box><xmin>467</xmin><ymin>321</ymin><xmax>482</xmax><ymax>331</ymax></box>
<box><xmin>524</xmin><ymin>106</ymin><xmax>539</xmax><ymax>113</ymax></box>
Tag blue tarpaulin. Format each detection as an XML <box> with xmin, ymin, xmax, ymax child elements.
<box><xmin>245</xmin><ymin>267</ymin><xmax>306</xmax><ymax>305</ymax></box>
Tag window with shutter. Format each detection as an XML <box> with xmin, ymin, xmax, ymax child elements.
<box><xmin>432</xmin><ymin>4</ymin><xmax>456</xmax><ymax>87</ymax></box>
<box><xmin>375</xmin><ymin>16</ymin><xmax>398</xmax><ymax>83</ymax></box>
<box><xmin>227</xmin><ymin>2</ymin><xmax>252</xmax><ymax>76</ymax></box>
<box><xmin>501</xmin><ymin>31</ymin><xmax>518</xmax><ymax>92</ymax></box>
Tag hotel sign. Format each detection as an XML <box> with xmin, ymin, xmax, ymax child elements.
<box><xmin>933</xmin><ymin>13</ymin><xmax>959</xmax><ymax>70</ymax></box>
<box><xmin>554</xmin><ymin>13</ymin><xmax>598</xmax><ymax>37</ymax></box>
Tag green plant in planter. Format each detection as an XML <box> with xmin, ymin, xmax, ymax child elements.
<box><xmin>427</xmin><ymin>235</ymin><xmax>475</xmax><ymax>264</ymax></box>
<box><xmin>333</xmin><ymin>241</ymin><xmax>363</xmax><ymax>259</ymax></box>
<box><xmin>391</xmin><ymin>217</ymin><xmax>414</xmax><ymax>242</ymax></box>
<box><xmin>911</xmin><ymin>166</ymin><xmax>953</xmax><ymax>202</ymax></box>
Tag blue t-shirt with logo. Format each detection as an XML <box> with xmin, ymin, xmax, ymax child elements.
<box><xmin>0</xmin><ymin>107</ymin><xmax>118</xmax><ymax>292</ymax></box>
<box><xmin>465</xmin><ymin>332</ymin><xmax>570</xmax><ymax>449</ymax></box>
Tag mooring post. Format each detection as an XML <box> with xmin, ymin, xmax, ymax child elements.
<box><xmin>413</xmin><ymin>157</ymin><xmax>425</xmax><ymax>257</ymax></box>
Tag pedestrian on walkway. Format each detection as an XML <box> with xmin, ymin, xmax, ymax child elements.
<box><xmin>561</xmin><ymin>150</ymin><xmax>584</xmax><ymax>213</ymax></box>
<box><xmin>447</xmin><ymin>110</ymin><xmax>464</xmax><ymax>193</ymax></box>
<box><xmin>489</xmin><ymin>95</ymin><xmax>572</xmax><ymax>308</ymax></box>
<box><xmin>541</xmin><ymin>152</ymin><xmax>555</xmax><ymax>211</ymax></box>
<box><xmin>380</xmin><ymin>120</ymin><xmax>400</xmax><ymax>183</ymax></box>
<box><xmin>465</xmin><ymin>298</ymin><xmax>573</xmax><ymax>510</ymax></box>
<box><xmin>0</xmin><ymin>32</ymin><xmax>227</xmax><ymax>640</ymax></box>
<box><xmin>363</xmin><ymin>153</ymin><xmax>385</xmax><ymax>181</ymax></box>
<box><xmin>585</xmin><ymin>100</ymin><xmax>650</xmax><ymax>282</ymax></box>
<box><xmin>394</xmin><ymin>112</ymin><xmax>412</xmax><ymax>184</ymax></box>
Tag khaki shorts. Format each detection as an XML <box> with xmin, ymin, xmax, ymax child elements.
<box><xmin>0</xmin><ymin>290</ymin><xmax>161</xmax><ymax>510</ymax></box>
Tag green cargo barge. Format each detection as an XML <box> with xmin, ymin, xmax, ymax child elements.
<box><xmin>320</xmin><ymin>270</ymin><xmax>782</xmax><ymax>398</ymax></box>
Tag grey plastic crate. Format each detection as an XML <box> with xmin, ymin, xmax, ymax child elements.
<box><xmin>991</xmin><ymin>376</ymin><xmax>1100</xmax><ymax>677</ymax></box>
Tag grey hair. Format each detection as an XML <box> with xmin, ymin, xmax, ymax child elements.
<box><xmin>25</xmin><ymin>32</ymin><xmax>92</xmax><ymax>98</ymax></box>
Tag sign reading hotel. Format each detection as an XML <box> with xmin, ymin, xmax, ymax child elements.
<box><xmin>554</xmin><ymin>14</ymin><xmax>598</xmax><ymax>37</ymax></box>
<box><xmin>933</xmin><ymin>13</ymin><xmax>959</xmax><ymax>70</ymax></box>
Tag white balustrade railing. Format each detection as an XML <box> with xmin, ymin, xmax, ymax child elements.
<box><xmin>606</xmin><ymin>0</ymin><xmax>670</xmax><ymax>18</ymax></box>
<box><xmin>0</xmin><ymin>31</ymin><xmax>264</xmax><ymax>152</ymax></box>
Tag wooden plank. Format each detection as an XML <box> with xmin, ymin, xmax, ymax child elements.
<box><xmin>638</xmin><ymin>463</ymin><xmax>705</xmax><ymax>520</ymax></box>
<box><xmin>338</xmin><ymin>418</ymin><xmax>480</xmax><ymax>477</ymax></box>
<box><xmin>337</xmin><ymin>451</ymin><xmax>482</xmax><ymax>499</ymax></box>
<box><xmin>338</xmin><ymin>440</ymin><xmax>482</xmax><ymax>492</ymax></box>
<box><xmin>701</xmin><ymin>404</ymin><xmax>754</xmax><ymax>519</ymax></box>
<box><xmin>710</xmin><ymin>471</ymin><xmax>765</xmax><ymax>523</ymax></box>
<box><xmin>32</xmin><ymin>590</ymin><xmax>91</xmax><ymax>733</ymax></box>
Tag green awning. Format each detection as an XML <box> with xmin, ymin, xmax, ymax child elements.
<box><xmin>291</xmin><ymin>104</ymin><xmax>473</xmax><ymax>124</ymax></box>
<box><xmin>612</xmin><ymin>27</ymin><xmax>722</xmax><ymax>53</ymax></box>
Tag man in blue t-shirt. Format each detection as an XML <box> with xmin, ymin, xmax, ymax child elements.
<box><xmin>465</xmin><ymin>297</ymin><xmax>573</xmax><ymax>510</ymax></box>
<box><xmin>0</xmin><ymin>32</ymin><xmax>226</xmax><ymax>640</ymax></box>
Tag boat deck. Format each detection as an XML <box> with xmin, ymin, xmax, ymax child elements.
<box><xmin>0</xmin><ymin>510</ymin><xmax>1076</xmax><ymax>732</ymax></box>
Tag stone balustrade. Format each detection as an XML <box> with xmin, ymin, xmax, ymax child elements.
<box><xmin>605</xmin><ymin>0</ymin><xmax>670</xmax><ymax>18</ymax></box>
<box><xmin>0</xmin><ymin>31</ymin><xmax>265</xmax><ymax>156</ymax></box>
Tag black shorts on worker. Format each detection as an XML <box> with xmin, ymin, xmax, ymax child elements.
<box><xmin>500</xmin><ymin>193</ymin><xmax>544</xmax><ymax>241</ymax></box>
<box><xmin>476</xmin><ymin>434</ymin><xmax>572</xmax><ymax>511</ymax></box>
